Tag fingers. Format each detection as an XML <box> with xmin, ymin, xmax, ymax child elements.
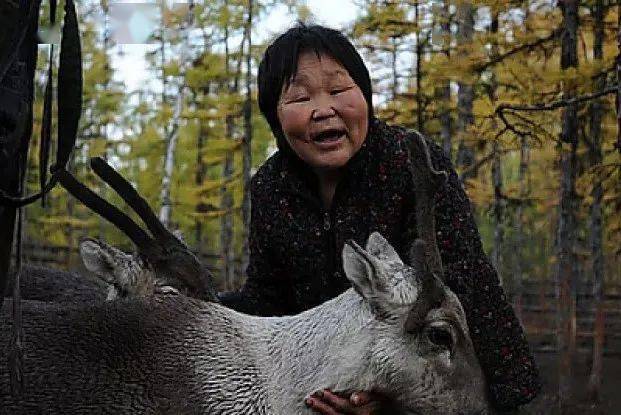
<box><xmin>350</xmin><ymin>391</ymin><xmax>372</xmax><ymax>406</ymax></box>
<box><xmin>305</xmin><ymin>390</ymin><xmax>381</xmax><ymax>415</ymax></box>
<box><xmin>306</xmin><ymin>390</ymin><xmax>350</xmax><ymax>415</ymax></box>
<box><xmin>320</xmin><ymin>390</ymin><xmax>355</xmax><ymax>412</ymax></box>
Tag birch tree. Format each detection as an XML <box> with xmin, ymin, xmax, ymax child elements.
<box><xmin>159</xmin><ymin>0</ymin><xmax>195</xmax><ymax>228</ymax></box>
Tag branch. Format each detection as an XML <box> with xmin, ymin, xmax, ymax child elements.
<box><xmin>459</xmin><ymin>145</ymin><xmax>518</xmax><ymax>179</ymax></box>
<box><xmin>495</xmin><ymin>108</ymin><xmax>536</xmax><ymax>139</ymax></box>
<box><xmin>495</xmin><ymin>84</ymin><xmax>618</xmax><ymax>115</ymax></box>
<box><xmin>473</xmin><ymin>29</ymin><xmax>561</xmax><ymax>73</ymax></box>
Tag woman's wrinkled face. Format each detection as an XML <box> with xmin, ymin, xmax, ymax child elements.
<box><xmin>277</xmin><ymin>52</ymin><xmax>368</xmax><ymax>176</ymax></box>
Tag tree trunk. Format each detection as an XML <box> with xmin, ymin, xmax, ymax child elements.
<box><xmin>513</xmin><ymin>135</ymin><xmax>529</xmax><ymax>321</ymax></box>
<box><xmin>491</xmin><ymin>141</ymin><xmax>503</xmax><ymax>283</ymax></box>
<box><xmin>160</xmin><ymin>5</ymin><xmax>167</xmax><ymax>108</ymax></box>
<box><xmin>513</xmin><ymin>0</ymin><xmax>533</xmax><ymax>308</ymax></box>
<box><xmin>414</xmin><ymin>1</ymin><xmax>424</xmax><ymax>134</ymax></box>
<box><xmin>455</xmin><ymin>0</ymin><xmax>475</xmax><ymax>181</ymax></box>
<box><xmin>617</xmin><ymin>3</ymin><xmax>621</xmax><ymax>154</ymax></box>
<box><xmin>241</xmin><ymin>0</ymin><xmax>253</xmax><ymax>279</ymax></box>
<box><xmin>220</xmin><ymin>152</ymin><xmax>234</xmax><ymax>290</ymax></box>
<box><xmin>195</xmin><ymin>96</ymin><xmax>207</xmax><ymax>250</ymax></box>
<box><xmin>587</xmin><ymin>0</ymin><xmax>606</xmax><ymax>402</ymax></box>
<box><xmin>437</xmin><ymin>0</ymin><xmax>452</xmax><ymax>159</ymax></box>
<box><xmin>556</xmin><ymin>0</ymin><xmax>579</xmax><ymax>409</ymax></box>
<box><xmin>556</xmin><ymin>143</ymin><xmax>578</xmax><ymax>410</ymax></box>
<box><xmin>159</xmin><ymin>0</ymin><xmax>195</xmax><ymax>228</ymax></box>
<box><xmin>391</xmin><ymin>36</ymin><xmax>398</xmax><ymax>102</ymax></box>
<box><xmin>220</xmin><ymin>3</ymin><xmax>236</xmax><ymax>291</ymax></box>
<box><xmin>489</xmin><ymin>12</ymin><xmax>503</xmax><ymax>284</ymax></box>
<box><xmin>98</xmin><ymin>0</ymin><xmax>111</xmax><ymax>240</ymax></box>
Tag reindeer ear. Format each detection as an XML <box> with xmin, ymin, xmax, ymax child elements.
<box><xmin>342</xmin><ymin>240</ymin><xmax>377</xmax><ymax>300</ymax></box>
<box><xmin>79</xmin><ymin>239</ymin><xmax>130</xmax><ymax>283</ymax></box>
<box><xmin>365</xmin><ymin>232</ymin><xmax>402</xmax><ymax>264</ymax></box>
<box><xmin>344</xmin><ymin>236</ymin><xmax>425</xmax><ymax>320</ymax></box>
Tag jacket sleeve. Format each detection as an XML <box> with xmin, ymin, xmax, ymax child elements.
<box><xmin>413</xmin><ymin>137</ymin><xmax>541</xmax><ymax>410</ymax></box>
<box><xmin>217</xmin><ymin>177</ymin><xmax>293</xmax><ymax>316</ymax></box>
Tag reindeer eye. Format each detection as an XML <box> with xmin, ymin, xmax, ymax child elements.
<box><xmin>425</xmin><ymin>324</ymin><xmax>454</xmax><ymax>351</ymax></box>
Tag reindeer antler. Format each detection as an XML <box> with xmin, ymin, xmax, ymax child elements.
<box><xmin>90</xmin><ymin>157</ymin><xmax>170</xmax><ymax>241</ymax></box>
<box><xmin>407</xmin><ymin>133</ymin><xmax>447</xmax><ymax>279</ymax></box>
<box><xmin>56</xmin><ymin>159</ymin><xmax>218</xmax><ymax>303</ymax></box>
<box><xmin>55</xmin><ymin>169</ymin><xmax>152</xmax><ymax>250</ymax></box>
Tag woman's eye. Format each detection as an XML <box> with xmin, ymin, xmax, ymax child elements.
<box><xmin>290</xmin><ymin>96</ymin><xmax>310</xmax><ymax>103</ymax></box>
<box><xmin>330</xmin><ymin>88</ymin><xmax>349</xmax><ymax>95</ymax></box>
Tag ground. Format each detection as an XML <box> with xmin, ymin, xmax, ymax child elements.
<box><xmin>521</xmin><ymin>352</ymin><xmax>621</xmax><ymax>414</ymax></box>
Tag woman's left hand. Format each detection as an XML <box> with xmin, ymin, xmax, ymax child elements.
<box><xmin>305</xmin><ymin>390</ymin><xmax>381</xmax><ymax>415</ymax></box>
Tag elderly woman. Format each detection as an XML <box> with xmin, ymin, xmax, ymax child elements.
<box><xmin>219</xmin><ymin>24</ymin><xmax>540</xmax><ymax>413</ymax></box>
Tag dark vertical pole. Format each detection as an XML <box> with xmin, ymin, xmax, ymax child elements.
<box><xmin>0</xmin><ymin>1</ymin><xmax>40</xmax><ymax>309</ymax></box>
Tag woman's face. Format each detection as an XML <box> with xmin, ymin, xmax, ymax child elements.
<box><xmin>277</xmin><ymin>52</ymin><xmax>369</xmax><ymax>176</ymax></box>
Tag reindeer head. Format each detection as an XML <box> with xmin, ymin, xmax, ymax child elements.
<box><xmin>341</xmin><ymin>232</ymin><xmax>489</xmax><ymax>415</ymax></box>
<box><xmin>58</xmin><ymin>157</ymin><xmax>218</xmax><ymax>302</ymax></box>
<box><xmin>79</xmin><ymin>238</ymin><xmax>178</xmax><ymax>300</ymax></box>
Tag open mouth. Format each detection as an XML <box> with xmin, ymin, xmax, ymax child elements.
<box><xmin>312</xmin><ymin>128</ymin><xmax>346</xmax><ymax>143</ymax></box>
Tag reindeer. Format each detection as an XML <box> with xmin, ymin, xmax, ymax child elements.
<box><xmin>4</xmin><ymin>263</ymin><xmax>108</xmax><ymax>303</ymax></box>
<box><xmin>1</xmin><ymin>233</ymin><xmax>489</xmax><ymax>414</ymax></box>
<box><xmin>4</xmin><ymin>157</ymin><xmax>218</xmax><ymax>305</ymax></box>
<box><xmin>0</xmin><ymin>137</ymin><xmax>491</xmax><ymax>414</ymax></box>
<box><xmin>4</xmin><ymin>236</ymin><xmax>188</xmax><ymax>303</ymax></box>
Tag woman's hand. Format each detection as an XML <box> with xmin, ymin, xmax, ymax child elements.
<box><xmin>305</xmin><ymin>390</ymin><xmax>382</xmax><ymax>415</ymax></box>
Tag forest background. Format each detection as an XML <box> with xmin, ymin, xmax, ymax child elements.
<box><xmin>6</xmin><ymin>0</ymin><xmax>621</xmax><ymax>410</ymax></box>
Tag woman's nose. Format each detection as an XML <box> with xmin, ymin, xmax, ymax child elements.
<box><xmin>311</xmin><ymin>96</ymin><xmax>337</xmax><ymax>120</ymax></box>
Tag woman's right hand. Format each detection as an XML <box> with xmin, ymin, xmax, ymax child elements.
<box><xmin>305</xmin><ymin>390</ymin><xmax>382</xmax><ymax>415</ymax></box>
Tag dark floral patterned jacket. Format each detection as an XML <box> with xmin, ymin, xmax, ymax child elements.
<box><xmin>220</xmin><ymin>118</ymin><xmax>540</xmax><ymax>410</ymax></box>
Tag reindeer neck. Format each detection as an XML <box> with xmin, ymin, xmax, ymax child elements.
<box><xmin>261</xmin><ymin>289</ymin><xmax>376</xmax><ymax>412</ymax></box>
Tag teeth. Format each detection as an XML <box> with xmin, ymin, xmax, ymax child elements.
<box><xmin>314</xmin><ymin>131</ymin><xmax>344</xmax><ymax>142</ymax></box>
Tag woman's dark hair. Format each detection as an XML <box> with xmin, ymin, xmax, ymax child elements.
<box><xmin>257</xmin><ymin>23</ymin><xmax>374</xmax><ymax>155</ymax></box>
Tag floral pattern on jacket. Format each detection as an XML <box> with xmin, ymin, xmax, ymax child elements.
<box><xmin>219</xmin><ymin>118</ymin><xmax>541</xmax><ymax>410</ymax></box>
